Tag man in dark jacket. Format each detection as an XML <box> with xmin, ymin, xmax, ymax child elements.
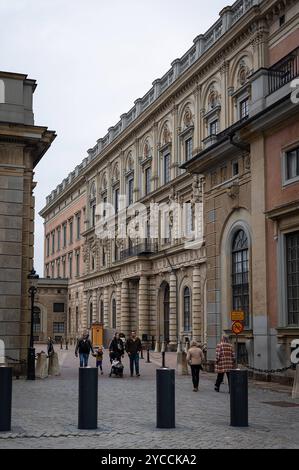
<box><xmin>125</xmin><ymin>331</ymin><xmax>142</xmax><ymax>377</ymax></box>
<box><xmin>75</xmin><ymin>331</ymin><xmax>94</xmax><ymax>367</ymax></box>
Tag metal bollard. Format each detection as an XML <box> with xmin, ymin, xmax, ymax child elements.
<box><xmin>0</xmin><ymin>367</ymin><xmax>12</xmax><ymax>432</ymax></box>
<box><xmin>146</xmin><ymin>348</ymin><xmax>151</xmax><ymax>363</ymax></box>
<box><xmin>230</xmin><ymin>369</ymin><xmax>248</xmax><ymax>427</ymax></box>
<box><xmin>156</xmin><ymin>368</ymin><xmax>175</xmax><ymax>428</ymax></box>
<box><xmin>78</xmin><ymin>367</ymin><xmax>98</xmax><ymax>430</ymax></box>
<box><xmin>162</xmin><ymin>351</ymin><xmax>166</xmax><ymax>368</ymax></box>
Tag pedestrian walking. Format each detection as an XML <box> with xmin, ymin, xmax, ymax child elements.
<box><xmin>186</xmin><ymin>340</ymin><xmax>205</xmax><ymax>392</ymax></box>
<box><xmin>214</xmin><ymin>335</ymin><xmax>235</xmax><ymax>392</ymax></box>
<box><xmin>109</xmin><ymin>332</ymin><xmax>124</xmax><ymax>362</ymax></box>
<box><xmin>125</xmin><ymin>330</ymin><xmax>142</xmax><ymax>377</ymax></box>
<box><xmin>75</xmin><ymin>331</ymin><xmax>94</xmax><ymax>367</ymax></box>
<box><xmin>94</xmin><ymin>346</ymin><xmax>104</xmax><ymax>375</ymax></box>
<box><xmin>47</xmin><ymin>337</ymin><xmax>55</xmax><ymax>357</ymax></box>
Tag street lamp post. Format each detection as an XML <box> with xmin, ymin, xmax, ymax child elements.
<box><xmin>27</xmin><ymin>268</ymin><xmax>39</xmax><ymax>380</ymax></box>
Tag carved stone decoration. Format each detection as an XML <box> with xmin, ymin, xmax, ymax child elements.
<box><xmin>227</xmin><ymin>182</ymin><xmax>239</xmax><ymax>199</ymax></box>
<box><xmin>245</xmin><ymin>153</ymin><xmax>251</xmax><ymax>170</ymax></box>
<box><xmin>82</xmin><ymin>243</ymin><xmax>89</xmax><ymax>262</ymax></box>
<box><xmin>208</xmin><ymin>84</ymin><xmax>220</xmax><ymax>110</ymax></box>
<box><xmin>112</xmin><ymin>162</ymin><xmax>120</xmax><ymax>183</ymax></box>
<box><xmin>143</xmin><ymin>140</ymin><xmax>150</xmax><ymax>159</ymax></box>
<box><xmin>238</xmin><ymin>59</ymin><xmax>250</xmax><ymax>87</ymax></box>
<box><xmin>183</xmin><ymin>107</ymin><xmax>193</xmax><ymax>128</ymax></box>
<box><xmin>162</xmin><ymin>124</ymin><xmax>172</xmax><ymax>145</ymax></box>
<box><xmin>191</xmin><ymin>175</ymin><xmax>201</xmax><ymax>204</ymax></box>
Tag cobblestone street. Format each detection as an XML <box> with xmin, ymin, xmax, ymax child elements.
<box><xmin>0</xmin><ymin>346</ymin><xmax>298</xmax><ymax>449</ymax></box>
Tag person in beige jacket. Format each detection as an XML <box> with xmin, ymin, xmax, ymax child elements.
<box><xmin>186</xmin><ymin>341</ymin><xmax>205</xmax><ymax>392</ymax></box>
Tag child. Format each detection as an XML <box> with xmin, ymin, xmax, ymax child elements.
<box><xmin>95</xmin><ymin>346</ymin><xmax>104</xmax><ymax>375</ymax></box>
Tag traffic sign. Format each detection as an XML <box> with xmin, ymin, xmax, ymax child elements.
<box><xmin>231</xmin><ymin>310</ymin><xmax>245</xmax><ymax>322</ymax></box>
<box><xmin>232</xmin><ymin>321</ymin><xmax>244</xmax><ymax>335</ymax></box>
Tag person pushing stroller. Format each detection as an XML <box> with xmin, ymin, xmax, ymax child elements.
<box><xmin>108</xmin><ymin>332</ymin><xmax>124</xmax><ymax>377</ymax></box>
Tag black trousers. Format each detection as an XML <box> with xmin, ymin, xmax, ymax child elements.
<box><xmin>190</xmin><ymin>365</ymin><xmax>201</xmax><ymax>389</ymax></box>
<box><xmin>215</xmin><ymin>372</ymin><xmax>230</xmax><ymax>390</ymax></box>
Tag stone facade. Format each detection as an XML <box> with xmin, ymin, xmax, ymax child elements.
<box><xmin>0</xmin><ymin>71</ymin><xmax>55</xmax><ymax>373</ymax></box>
<box><xmin>183</xmin><ymin>0</ymin><xmax>299</xmax><ymax>380</ymax></box>
<box><xmin>34</xmin><ymin>278</ymin><xmax>68</xmax><ymax>343</ymax></box>
<box><xmin>40</xmin><ymin>0</ymin><xmax>299</xmax><ymax>378</ymax></box>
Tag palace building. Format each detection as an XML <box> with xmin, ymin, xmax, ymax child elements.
<box><xmin>40</xmin><ymin>0</ymin><xmax>299</xmax><ymax>380</ymax></box>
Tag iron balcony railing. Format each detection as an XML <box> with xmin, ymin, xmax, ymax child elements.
<box><xmin>268</xmin><ymin>46</ymin><xmax>299</xmax><ymax>95</ymax></box>
<box><xmin>120</xmin><ymin>241</ymin><xmax>158</xmax><ymax>260</ymax></box>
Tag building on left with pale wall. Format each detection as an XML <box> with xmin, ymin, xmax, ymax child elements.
<box><xmin>0</xmin><ymin>71</ymin><xmax>56</xmax><ymax>374</ymax></box>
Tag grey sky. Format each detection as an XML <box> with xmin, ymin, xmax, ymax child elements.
<box><xmin>0</xmin><ymin>0</ymin><xmax>228</xmax><ymax>275</ymax></box>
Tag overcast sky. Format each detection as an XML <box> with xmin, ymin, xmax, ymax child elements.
<box><xmin>0</xmin><ymin>0</ymin><xmax>228</xmax><ymax>275</ymax></box>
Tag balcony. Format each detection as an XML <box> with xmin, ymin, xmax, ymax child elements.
<box><xmin>268</xmin><ymin>47</ymin><xmax>299</xmax><ymax>95</ymax></box>
<box><xmin>120</xmin><ymin>241</ymin><xmax>158</xmax><ymax>260</ymax></box>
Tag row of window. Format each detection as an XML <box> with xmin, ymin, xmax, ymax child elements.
<box><xmin>46</xmin><ymin>213</ymin><xmax>82</xmax><ymax>257</ymax></box>
<box><xmin>45</xmin><ymin>251</ymin><xmax>80</xmax><ymax>279</ymax></box>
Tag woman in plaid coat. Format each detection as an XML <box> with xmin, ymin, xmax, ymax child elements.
<box><xmin>215</xmin><ymin>335</ymin><xmax>235</xmax><ymax>392</ymax></box>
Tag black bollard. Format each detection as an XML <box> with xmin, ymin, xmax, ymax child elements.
<box><xmin>78</xmin><ymin>367</ymin><xmax>98</xmax><ymax>430</ymax></box>
<box><xmin>162</xmin><ymin>351</ymin><xmax>166</xmax><ymax>368</ymax></box>
<box><xmin>0</xmin><ymin>367</ymin><xmax>12</xmax><ymax>432</ymax></box>
<box><xmin>230</xmin><ymin>369</ymin><xmax>248</xmax><ymax>427</ymax></box>
<box><xmin>156</xmin><ymin>368</ymin><xmax>175</xmax><ymax>428</ymax></box>
<box><xmin>146</xmin><ymin>348</ymin><xmax>151</xmax><ymax>363</ymax></box>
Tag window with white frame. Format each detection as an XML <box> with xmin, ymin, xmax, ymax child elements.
<box><xmin>239</xmin><ymin>98</ymin><xmax>249</xmax><ymax>119</ymax></box>
<box><xmin>183</xmin><ymin>287</ymin><xmax>191</xmax><ymax>332</ymax></box>
<box><xmin>284</xmin><ymin>146</ymin><xmax>299</xmax><ymax>184</ymax></box>
<box><xmin>185</xmin><ymin>137</ymin><xmax>193</xmax><ymax>161</ymax></box>
<box><xmin>209</xmin><ymin>119</ymin><xmax>218</xmax><ymax>136</ymax></box>
<box><xmin>127</xmin><ymin>177</ymin><xmax>134</xmax><ymax>206</ymax></box>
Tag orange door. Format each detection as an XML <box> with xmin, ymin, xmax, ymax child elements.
<box><xmin>91</xmin><ymin>323</ymin><xmax>103</xmax><ymax>347</ymax></box>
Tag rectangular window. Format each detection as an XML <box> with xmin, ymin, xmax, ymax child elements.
<box><xmin>164</xmin><ymin>153</ymin><xmax>170</xmax><ymax>184</ymax></box>
<box><xmin>103</xmin><ymin>196</ymin><xmax>107</xmax><ymax>218</ymax></box>
<box><xmin>209</xmin><ymin>119</ymin><xmax>218</xmax><ymax>136</ymax></box>
<box><xmin>285</xmin><ymin>147</ymin><xmax>299</xmax><ymax>182</ymax></box>
<box><xmin>114</xmin><ymin>240</ymin><xmax>119</xmax><ymax>262</ymax></box>
<box><xmin>51</xmin><ymin>232</ymin><xmax>55</xmax><ymax>254</ymax></box>
<box><xmin>145</xmin><ymin>167</ymin><xmax>151</xmax><ymax>195</ymax></box>
<box><xmin>76</xmin><ymin>214</ymin><xmax>81</xmax><ymax>240</ymax></box>
<box><xmin>69</xmin><ymin>256</ymin><xmax>73</xmax><ymax>279</ymax></box>
<box><xmin>57</xmin><ymin>261</ymin><xmax>60</xmax><ymax>278</ymax></box>
<box><xmin>62</xmin><ymin>259</ymin><xmax>66</xmax><ymax>278</ymax></box>
<box><xmin>102</xmin><ymin>248</ymin><xmax>106</xmax><ymax>266</ymax></box>
<box><xmin>232</xmin><ymin>161</ymin><xmax>239</xmax><ymax>176</ymax></box>
<box><xmin>69</xmin><ymin>220</ymin><xmax>73</xmax><ymax>244</ymax></box>
<box><xmin>45</xmin><ymin>264</ymin><xmax>49</xmax><ymax>277</ymax></box>
<box><xmin>114</xmin><ymin>188</ymin><xmax>119</xmax><ymax>214</ymax></box>
<box><xmin>239</xmin><ymin>98</ymin><xmax>249</xmax><ymax>119</ymax></box>
<box><xmin>286</xmin><ymin>231</ymin><xmax>299</xmax><ymax>326</ymax></box>
<box><xmin>91</xmin><ymin>204</ymin><xmax>96</xmax><ymax>227</ymax></box>
<box><xmin>185</xmin><ymin>137</ymin><xmax>193</xmax><ymax>161</ymax></box>
<box><xmin>53</xmin><ymin>322</ymin><xmax>65</xmax><ymax>333</ymax></box>
<box><xmin>76</xmin><ymin>252</ymin><xmax>80</xmax><ymax>277</ymax></box>
<box><xmin>63</xmin><ymin>224</ymin><xmax>67</xmax><ymax>248</ymax></box>
<box><xmin>46</xmin><ymin>236</ymin><xmax>50</xmax><ymax>257</ymax></box>
<box><xmin>128</xmin><ymin>178</ymin><xmax>134</xmax><ymax>206</ymax></box>
<box><xmin>57</xmin><ymin>227</ymin><xmax>61</xmax><ymax>251</ymax></box>
<box><xmin>53</xmin><ymin>303</ymin><xmax>64</xmax><ymax>313</ymax></box>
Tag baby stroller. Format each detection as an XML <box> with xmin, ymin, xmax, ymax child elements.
<box><xmin>109</xmin><ymin>358</ymin><xmax>124</xmax><ymax>377</ymax></box>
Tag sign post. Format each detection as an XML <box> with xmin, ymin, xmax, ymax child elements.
<box><xmin>231</xmin><ymin>311</ymin><xmax>245</xmax><ymax>365</ymax></box>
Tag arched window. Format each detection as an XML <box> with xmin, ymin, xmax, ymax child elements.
<box><xmin>75</xmin><ymin>306</ymin><xmax>79</xmax><ymax>332</ymax></box>
<box><xmin>89</xmin><ymin>302</ymin><xmax>93</xmax><ymax>327</ymax></box>
<box><xmin>232</xmin><ymin>230</ymin><xmax>249</xmax><ymax>327</ymax></box>
<box><xmin>183</xmin><ymin>287</ymin><xmax>191</xmax><ymax>331</ymax></box>
<box><xmin>164</xmin><ymin>285</ymin><xmax>170</xmax><ymax>342</ymax></box>
<box><xmin>99</xmin><ymin>299</ymin><xmax>104</xmax><ymax>323</ymax></box>
<box><xmin>112</xmin><ymin>298</ymin><xmax>116</xmax><ymax>329</ymax></box>
<box><xmin>33</xmin><ymin>306</ymin><xmax>41</xmax><ymax>333</ymax></box>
